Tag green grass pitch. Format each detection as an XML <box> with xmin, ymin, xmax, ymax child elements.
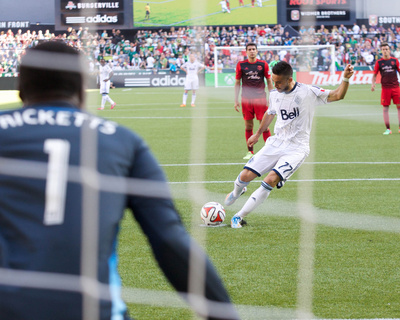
<box><xmin>1</xmin><ymin>83</ymin><xmax>399</xmax><ymax>319</ymax></box>
<box><xmin>133</xmin><ymin>0</ymin><xmax>277</xmax><ymax>27</ymax></box>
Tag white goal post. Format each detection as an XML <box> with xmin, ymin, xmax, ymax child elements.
<box><xmin>213</xmin><ymin>44</ymin><xmax>336</xmax><ymax>87</ymax></box>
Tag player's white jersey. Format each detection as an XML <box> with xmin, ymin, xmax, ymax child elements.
<box><xmin>182</xmin><ymin>61</ymin><xmax>203</xmax><ymax>78</ymax></box>
<box><xmin>219</xmin><ymin>0</ymin><xmax>228</xmax><ymax>9</ymax></box>
<box><xmin>99</xmin><ymin>63</ymin><xmax>113</xmax><ymax>82</ymax></box>
<box><xmin>267</xmin><ymin>82</ymin><xmax>330</xmax><ymax>153</ymax></box>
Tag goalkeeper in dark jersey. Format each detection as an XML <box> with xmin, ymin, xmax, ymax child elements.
<box><xmin>0</xmin><ymin>41</ymin><xmax>238</xmax><ymax>320</ymax></box>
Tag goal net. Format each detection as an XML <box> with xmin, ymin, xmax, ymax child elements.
<box><xmin>213</xmin><ymin>44</ymin><xmax>336</xmax><ymax>87</ymax></box>
<box><xmin>2</xmin><ymin>0</ymin><xmax>400</xmax><ymax>319</ymax></box>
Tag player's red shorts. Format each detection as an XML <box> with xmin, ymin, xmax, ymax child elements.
<box><xmin>241</xmin><ymin>97</ymin><xmax>267</xmax><ymax>121</ymax></box>
<box><xmin>381</xmin><ymin>87</ymin><xmax>400</xmax><ymax>106</ymax></box>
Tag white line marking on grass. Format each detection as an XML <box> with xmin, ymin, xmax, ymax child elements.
<box><xmin>162</xmin><ymin>161</ymin><xmax>400</xmax><ymax>167</ymax></box>
<box><xmin>168</xmin><ymin>178</ymin><xmax>400</xmax><ymax>184</ymax></box>
<box><xmin>106</xmin><ymin>116</ymin><xmax>240</xmax><ymax>119</ymax></box>
<box><xmin>89</xmin><ymin>101</ymin><xmax>228</xmax><ymax>107</ymax></box>
<box><xmin>121</xmin><ymin>89</ymin><xmax>132</xmax><ymax>91</ymax></box>
<box><xmin>170</xmin><ymin>185</ymin><xmax>400</xmax><ymax>234</ymax></box>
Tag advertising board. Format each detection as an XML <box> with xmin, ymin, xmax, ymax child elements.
<box><xmin>55</xmin><ymin>0</ymin><xmax>133</xmax><ymax>30</ymax></box>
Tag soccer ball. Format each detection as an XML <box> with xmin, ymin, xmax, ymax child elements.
<box><xmin>200</xmin><ymin>202</ymin><xmax>226</xmax><ymax>226</ymax></box>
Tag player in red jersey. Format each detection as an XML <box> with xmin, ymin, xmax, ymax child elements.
<box><xmin>371</xmin><ymin>42</ymin><xmax>400</xmax><ymax>135</ymax></box>
<box><xmin>235</xmin><ymin>42</ymin><xmax>273</xmax><ymax>159</ymax></box>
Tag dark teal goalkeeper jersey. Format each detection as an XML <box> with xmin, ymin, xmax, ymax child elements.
<box><xmin>0</xmin><ymin>102</ymin><xmax>235</xmax><ymax>320</ymax></box>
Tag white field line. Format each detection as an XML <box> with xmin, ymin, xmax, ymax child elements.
<box><xmin>168</xmin><ymin>178</ymin><xmax>400</xmax><ymax>184</ymax></box>
<box><xmin>169</xmin><ymin>184</ymin><xmax>400</xmax><ymax>234</ymax></box>
<box><xmin>163</xmin><ymin>161</ymin><xmax>400</xmax><ymax>184</ymax></box>
<box><xmin>161</xmin><ymin>161</ymin><xmax>400</xmax><ymax>166</ymax></box>
<box><xmin>103</xmin><ymin>113</ymin><xmax>389</xmax><ymax>119</ymax></box>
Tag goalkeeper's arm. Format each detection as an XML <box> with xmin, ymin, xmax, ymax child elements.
<box><xmin>128</xmin><ymin>140</ymin><xmax>239</xmax><ymax>320</ymax></box>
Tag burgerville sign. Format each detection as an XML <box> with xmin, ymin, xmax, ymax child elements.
<box><xmin>55</xmin><ymin>0</ymin><xmax>133</xmax><ymax>30</ymax></box>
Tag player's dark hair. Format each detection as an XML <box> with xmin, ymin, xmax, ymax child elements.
<box><xmin>246</xmin><ymin>42</ymin><xmax>257</xmax><ymax>51</ymax></box>
<box><xmin>19</xmin><ymin>41</ymin><xmax>83</xmax><ymax>103</ymax></box>
<box><xmin>272</xmin><ymin>61</ymin><xmax>293</xmax><ymax>78</ymax></box>
<box><xmin>381</xmin><ymin>42</ymin><xmax>390</xmax><ymax>48</ymax></box>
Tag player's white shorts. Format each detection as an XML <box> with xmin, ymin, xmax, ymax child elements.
<box><xmin>100</xmin><ymin>80</ymin><xmax>111</xmax><ymax>94</ymax></box>
<box><xmin>244</xmin><ymin>143</ymin><xmax>308</xmax><ymax>182</ymax></box>
<box><xmin>184</xmin><ymin>77</ymin><xmax>199</xmax><ymax>90</ymax></box>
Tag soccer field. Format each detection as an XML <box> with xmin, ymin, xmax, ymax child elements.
<box><xmin>133</xmin><ymin>0</ymin><xmax>277</xmax><ymax>27</ymax></box>
<box><xmin>1</xmin><ymin>85</ymin><xmax>399</xmax><ymax>319</ymax></box>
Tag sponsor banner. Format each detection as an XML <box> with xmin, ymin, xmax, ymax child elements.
<box><xmin>0</xmin><ymin>21</ymin><xmax>30</xmax><ymax>29</ymax></box>
<box><xmin>278</xmin><ymin>0</ymin><xmax>355</xmax><ymax>26</ymax></box>
<box><xmin>61</xmin><ymin>1</ymin><xmax>123</xmax><ymax>11</ymax></box>
<box><xmin>296</xmin><ymin>70</ymin><xmax>380</xmax><ymax>86</ymax></box>
<box><xmin>0</xmin><ymin>72</ymin><xmax>19</xmax><ymax>78</ymax></box>
<box><xmin>61</xmin><ymin>13</ymin><xmax>124</xmax><ymax>25</ymax></box>
<box><xmin>55</xmin><ymin>0</ymin><xmax>132</xmax><ymax>30</ymax></box>
<box><xmin>112</xmin><ymin>72</ymin><xmax>188</xmax><ymax>88</ymax></box>
<box><xmin>205</xmin><ymin>70</ymin><xmax>379</xmax><ymax>87</ymax></box>
<box><xmin>376</xmin><ymin>16</ymin><xmax>400</xmax><ymax>27</ymax></box>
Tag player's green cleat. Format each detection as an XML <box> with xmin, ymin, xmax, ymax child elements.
<box><xmin>243</xmin><ymin>151</ymin><xmax>254</xmax><ymax>160</ymax></box>
<box><xmin>383</xmin><ymin>129</ymin><xmax>392</xmax><ymax>135</ymax></box>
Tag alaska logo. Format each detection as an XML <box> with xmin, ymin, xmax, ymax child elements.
<box><xmin>281</xmin><ymin>107</ymin><xmax>299</xmax><ymax>120</ymax></box>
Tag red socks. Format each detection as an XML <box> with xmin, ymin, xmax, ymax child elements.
<box><xmin>383</xmin><ymin>106</ymin><xmax>390</xmax><ymax>129</ymax></box>
<box><xmin>263</xmin><ymin>128</ymin><xmax>271</xmax><ymax>142</ymax></box>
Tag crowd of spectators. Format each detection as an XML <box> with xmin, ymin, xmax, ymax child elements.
<box><xmin>2</xmin><ymin>22</ymin><xmax>400</xmax><ymax>77</ymax></box>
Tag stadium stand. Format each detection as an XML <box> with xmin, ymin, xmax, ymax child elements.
<box><xmin>1</xmin><ymin>23</ymin><xmax>400</xmax><ymax>77</ymax></box>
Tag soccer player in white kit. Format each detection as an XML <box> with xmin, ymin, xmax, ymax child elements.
<box><xmin>98</xmin><ymin>58</ymin><xmax>116</xmax><ymax>110</ymax></box>
<box><xmin>219</xmin><ymin>0</ymin><xmax>230</xmax><ymax>13</ymax></box>
<box><xmin>226</xmin><ymin>61</ymin><xmax>354</xmax><ymax>228</ymax></box>
<box><xmin>180</xmin><ymin>53</ymin><xmax>205</xmax><ymax>107</ymax></box>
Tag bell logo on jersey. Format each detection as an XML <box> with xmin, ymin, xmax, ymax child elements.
<box><xmin>281</xmin><ymin>107</ymin><xmax>299</xmax><ymax>120</ymax></box>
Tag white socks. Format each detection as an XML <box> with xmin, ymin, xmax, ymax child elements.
<box><xmin>101</xmin><ymin>94</ymin><xmax>114</xmax><ymax>108</ymax></box>
<box><xmin>232</xmin><ymin>174</ymin><xmax>250</xmax><ymax>197</ymax></box>
<box><xmin>236</xmin><ymin>181</ymin><xmax>273</xmax><ymax>218</ymax></box>
<box><xmin>183</xmin><ymin>93</ymin><xmax>188</xmax><ymax>105</ymax></box>
<box><xmin>191</xmin><ymin>93</ymin><xmax>196</xmax><ymax>104</ymax></box>
<box><xmin>101</xmin><ymin>95</ymin><xmax>107</xmax><ymax>108</ymax></box>
<box><xmin>107</xmin><ymin>95</ymin><xmax>114</xmax><ymax>105</ymax></box>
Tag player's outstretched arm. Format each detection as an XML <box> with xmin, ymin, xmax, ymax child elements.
<box><xmin>327</xmin><ymin>64</ymin><xmax>354</xmax><ymax>102</ymax></box>
<box><xmin>128</xmin><ymin>141</ymin><xmax>239</xmax><ymax>320</ymax></box>
<box><xmin>247</xmin><ymin>112</ymin><xmax>275</xmax><ymax>147</ymax></box>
